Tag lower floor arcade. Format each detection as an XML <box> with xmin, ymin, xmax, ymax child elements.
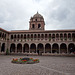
<box><xmin>0</xmin><ymin>42</ymin><xmax>75</xmax><ymax>54</ymax></box>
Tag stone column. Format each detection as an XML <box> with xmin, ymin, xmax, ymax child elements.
<box><xmin>51</xmin><ymin>34</ymin><xmax>52</xmax><ymax>41</ymax></box>
<box><xmin>22</xmin><ymin>47</ymin><xmax>23</xmax><ymax>53</ymax></box>
<box><xmin>51</xmin><ymin>45</ymin><xmax>52</xmax><ymax>54</ymax></box>
<box><xmin>67</xmin><ymin>33</ymin><xmax>68</xmax><ymax>41</ymax></box>
<box><xmin>22</xmin><ymin>44</ymin><xmax>23</xmax><ymax>53</ymax></box>
<box><xmin>0</xmin><ymin>43</ymin><xmax>1</xmax><ymax>52</ymax></box>
<box><xmin>5</xmin><ymin>44</ymin><xmax>7</xmax><ymax>53</ymax></box>
<box><xmin>36</xmin><ymin>47</ymin><xmax>37</xmax><ymax>53</ymax></box>
<box><xmin>67</xmin><ymin>45</ymin><xmax>68</xmax><ymax>54</ymax></box>
<box><xmin>36</xmin><ymin>44</ymin><xmax>37</xmax><ymax>53</ymax></box>
<box><xmin>55</xmin><ymin>34</ymin><xmax>56</xmax><ymax>41</ymax></box>
<box><xmin>59</xmin><ymin>45</ymin><xmax>60</xmax><ymax>54</ymax></box>
<box><xmin>29</xmin><ymin>44</ymin><xmax>30</xmax><ymax>53</ymax></box>
<box><xmin>71</xmin><ymin>33</ymin><xmax>72</xmax><ymax>41</ymax></box>
<box><xmin>15</xmin><ymin>45</ymin><xmax>17</xmax><ymax>53</ymax></box>
<box><xmin>43</xmin><ymin>44</ymin><xmax>45</xmax><ymax>53</ymax></box>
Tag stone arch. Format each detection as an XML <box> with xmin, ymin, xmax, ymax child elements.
<box><xmin>2</xmin><ymin>33</ymin><xmax>4</xmax><ymax>39</ymax></box>
<box><xmin>21</xmin><ymin>34</ymin><xmax>23</xmax><ymax>39</ymax></box>
<box><xmin>18</xmin><ymin>34</ymin><xmax>20</xmax><ymax>39</ymax></box>
<box><xmin>10</xmin><ymin>43</ymin><xmax>15</xmax><ymax>52</ymax></box>
<box><xmin>60</xmin><ymin>33</ymin><xmax>63</xmax><ymax>38</ymax></box>
<box><xmin>56</xmin><ymin>34</ymin><xmax>59</xmax><ymax>38</ymax></box>
<box><xmin>34</xmin><ymin>34</ymin><xmax>37</xmax><ymax>38</ymax></box>
<box><xmin>45</xmin><ymin>34</ymin><xmax>47</xmax><ymax>38</ymax></box>
<box><xmin>31</xmin><ymin>34</ymin><xmax>33</xmax><ymax>38</ymax></box>
<box><xmin>49</xmin><ymin>34</ymin><xmax>51</xmax><ymax>41</ymax></box>
<box><xmin>24</xmin><ymin>34</ymin><xmax>26</xmax><ymax>39</ymax></box>
<box><xmin>38</xmin><ymin>34</ymin><xmax>40</xmax><ymax>38</ymax></box>
<box><xmin>41</xmin><ymin>34</ymin><xmax>44</xmax><ymax>39</ymax></box>
<box><xmin>68</xmin><ymin>33</ymin><xmax>71</xmax><ymax>40</ymax></box>
<box><xmin>11</xmin><ymin>35</ymin><xmax>13</xmax><ymax>39</ymax></box>
<box><xmin>30</xmin><ymin>43</ymin><xmax>36</xmax><ymax>53</ymax></box>
<box><xmin>56</xmin><ymin>34</ymin><xmax>59</xmax><ymax>41</ymax></box>
<box><xmin>52</xmin><ymin>34</ymin><xmax>55</xmax><ymax>38</ymax></box>
<box><xmin>45</xmin><ymin>43</ymin><xmax>51</xmax><ymax>53</ymax></box>
<box><xmin>64</xmin><ymin>33</ymin><xmax>67</xmax><ymax>40</ymax></box>
<box><xmin>1</xmin><ymin>43</ymin><xmax>5</xmax><ymax>52</ymax></box>
<box><xmin>37</xmin><ymin>43</ymin><xmax>44</xmax><ymax>53</ymax></box>
<box><xmin>27</xmin><ymin>34</ymin><xmax>30</xmax><ymax>38</ymax></box>
<box><xmin>60</xmin><ymin>43</ymin><xmax>67</xmax><ymax>53</ymax></box>
<box><xmin>72</xmin><ymin>33</ymin><xmax>75</xmax><ymax>41</ymax></box>
<box><xmin>14</xmin><ymin>35</ymin><xmax>16</xmax><ymax>39</ymax></box>
<box><xmin>68</xmin><ymin>43</ymin><xmax>75</xmax><ymax>53</ymax></box>
<box><xmin>23</xmin><ymin>43</ymin><xmax>29</xmax><ymax>53</ymax></box>
<box><xmin>17</xmin><ymin>43</ymin><xmax>22</xmax><ymax>52</ymax></box>
<box><xmin>52</xmin><ymin>43</ymin><xmax>59</xmax><ymax>53</ymax></box>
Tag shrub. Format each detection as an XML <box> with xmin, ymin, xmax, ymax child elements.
<box><xmin>6</xmin><ymin>49</ymin><xmax>9</xmax><ymax>55</ymax></box>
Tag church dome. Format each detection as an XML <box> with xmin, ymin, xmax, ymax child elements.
<box><xmin>33</xmin><ymin>12</ymin><xmax>43</xmax><ymax>18</ymax></box>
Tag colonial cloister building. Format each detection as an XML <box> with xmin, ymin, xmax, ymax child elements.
<box><xmin>0</xmin><ymin>12</ymin><xmax>75</xmax><ymax>55</ymax></box>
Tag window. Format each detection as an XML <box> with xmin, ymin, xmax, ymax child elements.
<box><xmin>32</xmin><ymin>24</ymin><xmax>35</xmax><ymax>28</ymax></box>
<box><xmin>38</xmin><ymin>24</ymin><xmax>41</xmax><ymax>28</ymax></box>
<box><xmin>36</xmin><ymin>19</ymin><xmax>37</xmax><ymax>21</ymax></box>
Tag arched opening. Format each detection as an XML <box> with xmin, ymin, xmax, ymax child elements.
<box><xmin>11</xmin><ymin>35</ymin><xmax>13</xmax><ymax>39</ymax></box>
<box><xmin>72</xmin><ymin>33</ymin><xmax>75</xmax><ymax>41</ymax></box>
<box><xmin>24</xmin><ymin>34</ymin><xmax>26</xmax><ymax>39</ymax></box>
<box><xmin>60</xmin><ymin>43</ymin><xmax>67</xmax><ymax>53</ymax></box>
<box><xmin>2</xmin><ymin>33</ymin><xmax>4</xmax><ymax>40</ymax></box>
<box><xmin>14</xmin><ymin>35</ymin><xmax>16</xmax><ymax>39</ymax></box>
<box><xmin>18</xmin><ymin>34</ymin><xmax>20</xmax><ymax>38</ymax></box>
<box><xmin>68</xmin><ymin>33</ymin><xmax>71</xmax><ymax>40</ymax></box>
<box><xmin>23</xmin><ymin>43</ymin><xmax>29</xmax><ymax>53</ymax></box>
<box><xmin>34</xmin><ymin>34</ymin><xmax>37</xmax><ymax>40</ymax></box>
<box><xmin>1</xmin><ymin>43</ymin><xmax>5</xmax><ymax>52</ymax></box>
<box><xmin>52</xmin><ymin>43</ymin><xmax>59</xmax><ymax>53</ymax></box>
<box><xmin>37</xmin><ymin>43</ymin><xmax>44</xmax><ymax>53</ymax></box>
<box><xmin>21</xmin><ymin>34</ymin><xmax>23</xmax><ymax>39</ymax></box>
<box><xmin>68</xmin><ymin>43</ymin><xmax>75</xmax><ymax>53</ymax></box>
<box><xmin>38</xmin><ymin>24</ymin><xmax>41</xmax><ymax>28</ymax></box>
<box><xmin>10</xmin><ymin>43</ymin><xmax>15</xmax><ymax>52</ymax></box>
<box><xmin>38</xmin><ymin>34</ymin><xmax>40</xmax><ymax>38</ymax></box>
<box><xmin>49</xmin><ymin>34</ymin><xmax>51</xmax><ymax>41</ymax></box>
<box><xmin>60</xmin><ymin>33</ymin><xmax>63</xmax><ymax>41</ymax></box>
<box><xmin>41</xmin><ymin>34</ymin><xmax>44</xmax><ymax>39</ymax></box>
<box><xmin>17</xmin><ymin>43</ymin><xmax>22</xmax><ymax>52</ymax></box>
<box><xmin>32</xmin><ymin>24</ymin><xmax>35</xmax><ymax>28</ymax></box>
<box><xmin>27</xmin><ymin>34</ymin><xmax>30</xmax><ymax>39</ymax></box>
<box><xmin>30</xmin><ymin>43</ymin><xmax>36</xmax><ymax>53</ymax></box>
<box><xmin>31</xmin><ymin>34</ymin><xmax>33</xmax><ymax>39</ymax></box>
<box><xmin>52</xmin><ymin>34</ymin><xmax>55</xmax><ymax>41</ymax></box>
<box><xmin>64</xmin><ymin>33</ymin><xmax>67</xmax><ymax>41</ymax></box>
<box><xmin>45</xmin><ymin>43</ymin><xmax>51</xmax><ymax>53</ymax></box>
<box><xmin>56</xmin><ymin>34</ymin><xmax>59</xmax><ymax>40</ymax></box>
<box><xmin>45</xmin><ymin>34</ymin><xmax>47</xmax><ymax>38</ymax></box>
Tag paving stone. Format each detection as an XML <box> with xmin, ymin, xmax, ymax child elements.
<box><xmin>0</xmin><ymin>55</ymin><xmax>75</xmax><ymax>75</ymax></box>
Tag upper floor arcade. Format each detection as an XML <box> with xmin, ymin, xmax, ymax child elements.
<box><xmin>9</xmin><ymin>30</ymin><xmax>75</xmax><ymax>42</ymax></box>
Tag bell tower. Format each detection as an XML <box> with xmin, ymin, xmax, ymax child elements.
<box><xmin>29</xmin><ymin>12</ymin><xmax>45</xmax><ymax>30</ymax></box>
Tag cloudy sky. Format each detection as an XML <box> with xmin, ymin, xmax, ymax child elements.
<box><xmin>0</xmin><ymin>0</ymin><xmax>75</xmax><ymax>31</ymax></box>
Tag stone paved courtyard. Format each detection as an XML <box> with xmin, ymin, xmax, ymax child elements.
<box><xmin>0</xmin><ymin>55</ymin><xmax>75</xmax><ymax>75</ymax></box>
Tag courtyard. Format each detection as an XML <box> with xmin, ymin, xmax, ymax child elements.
<box><xmin>0</xmin><ymin>55</ymin><xmax>75</xmax><ymax>75</ymax></box>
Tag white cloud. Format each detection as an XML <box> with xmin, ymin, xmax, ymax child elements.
<box><xmin>0</xmin><ymin>0</ymin><xmax>75</xmax><ymax>31</ymax></box>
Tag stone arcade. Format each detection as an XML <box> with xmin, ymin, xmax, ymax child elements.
<box><xmin>0</xmin><ymin>12</ymin><xmax>75</xmax><ymax>55</ymax></box>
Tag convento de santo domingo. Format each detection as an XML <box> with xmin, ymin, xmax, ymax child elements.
<box><xmin>0</xmin><ymin>12</ymin><xmax>75</xmax><ymax>55</ymax></box>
